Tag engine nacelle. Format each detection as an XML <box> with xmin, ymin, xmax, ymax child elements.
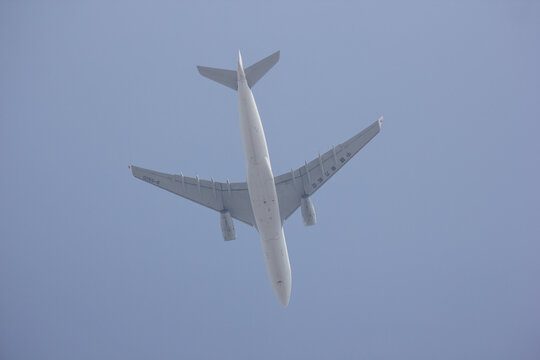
<box><xmin>301</xmin><ymin>196</ymin><xmax>317</xmax><ymax>226</ymax></box>
<box><xmin>220</xmin><ymin>211</ymin><xmax>236</xmax><ymax>241</ymax></box>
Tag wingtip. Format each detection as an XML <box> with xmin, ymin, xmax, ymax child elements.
<box><xmin>378</xmin><ymin>116</ymin><xmax>383</xmax><ymax>126</ymax></box>
<box><xmin>196</xmin><ymin>65</ymin><xmax>205</xmax><ymax>75</ymax></box>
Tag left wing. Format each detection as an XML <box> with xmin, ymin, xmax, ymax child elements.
<box><xmin>130</xmin><ymin>166</ymin><xmax>256</xmax><ymax>226</ymax></box>
<box><xmin>275</xmin><ymin>117</ymin><xmax>382</xmax><ymax>222</ymax></box>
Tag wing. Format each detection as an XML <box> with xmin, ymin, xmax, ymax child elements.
<box><xmin>130</xmin><ymin>165</ymin><xmax>256</xmax><ymax>226</ymax></box>
<box><xmin>275</xmin><ymin>117</ymin><xmax>383</xmax><ymax>222</ymax></box>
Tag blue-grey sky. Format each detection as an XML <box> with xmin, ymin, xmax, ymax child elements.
<box><xmin>1</xmin><ymin>1</ymin><xmax>539</xmax><ymax>359</ymax></box>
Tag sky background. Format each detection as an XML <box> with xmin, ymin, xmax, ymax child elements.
<box><xmin>1</xmin><ymin>1</ymin><xmax>539</xmax><ymax>359</ymax></box>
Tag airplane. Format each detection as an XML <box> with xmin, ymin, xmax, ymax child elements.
<box><xmin>130</xmin><ymin>51</ymin><xmax>382</xmax><ymax>306</ymax></box>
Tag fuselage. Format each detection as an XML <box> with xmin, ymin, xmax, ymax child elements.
<box><xmin>237</xmin><ymin>55</ymin><xmax>291</xmax><ymax>306</ymax></box>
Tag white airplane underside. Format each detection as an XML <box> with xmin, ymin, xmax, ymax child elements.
<box><xmin>130</xmin><ymin>51</ymin><xmax>382</xmax><ymax>306</ymax></box>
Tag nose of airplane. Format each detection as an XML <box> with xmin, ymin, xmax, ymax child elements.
<box><xmin>273</xmin><ymin>279</ymin><xmax>291</xmax><ymax>307</ymax></box>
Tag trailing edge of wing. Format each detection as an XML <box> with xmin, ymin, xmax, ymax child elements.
<box><xmin>275</xmin><ymin>117</ymin><xmax>382</xmax><ymax>222</ymax></box>
<box><xmin>130</xmin><ymin>165</ymin><xmax>256</xmax><ymax>226</ymax></box>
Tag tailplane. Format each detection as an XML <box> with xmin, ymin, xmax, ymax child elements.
<box><xmin>197</xmin><ymin>50</ymin><xmax>280</xmax><ymax>90</ymax></box>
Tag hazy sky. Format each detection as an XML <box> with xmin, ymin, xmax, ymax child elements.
<box><xmin>1</xmin><ymin>1</ymin><xmax>539</xmax><ymax>359</ymax></box>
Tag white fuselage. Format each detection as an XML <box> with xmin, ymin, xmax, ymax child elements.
<box><xmin>237</xmin><ymin>57</ymin><xmax>291</xmax><ymax>306</ymax></box>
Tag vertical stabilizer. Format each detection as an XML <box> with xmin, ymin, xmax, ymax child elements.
<box><xmin>237</xmin><ymin>51</ymin><xmax>246</xmax><ymax>82</ymax></box>
<box><xmin>238</xmin><ymin>50</ymin><xmax>244</xmax><ymax>69</ymax></box>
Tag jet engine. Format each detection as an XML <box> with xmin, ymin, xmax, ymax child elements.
<box><xmin>301</xmin><ymin>196</ymin><xmax>317</xmax><ymax>226</ymax></box>
<box><xmin>220</xmin><ymin>210</ymin><xmax>236</xmax><ymax>241</ymax></box>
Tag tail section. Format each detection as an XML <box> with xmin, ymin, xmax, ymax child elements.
<box><xmin>197</xmin><ymin>50</ymin><xmax>280</xmax><ymax>90</ymax></box>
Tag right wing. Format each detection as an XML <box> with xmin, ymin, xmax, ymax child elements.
<box><xmin>275</xmin><ymin>117</ymin><xmax>382</xmax><ymax>222</ymax></box>
<box><xmin>130</xmin><ymin>165</ymin><xmax>256</xmax><ymax>226</ymax></box>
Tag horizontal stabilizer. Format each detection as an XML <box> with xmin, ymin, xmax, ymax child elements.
<box><xmin>197</xmin><ymin>51</ymin><xmax>279</xmax><ymax>90</ymax></box>
<box><xmin>245</xmin><ymin>51</ymin><xmax>280</xmax><ymax>88</ymax></box>
<box><xmin>196</xmin><ymin>66</ymin><xmax>238</xmax><ymax>90</ymax></box>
